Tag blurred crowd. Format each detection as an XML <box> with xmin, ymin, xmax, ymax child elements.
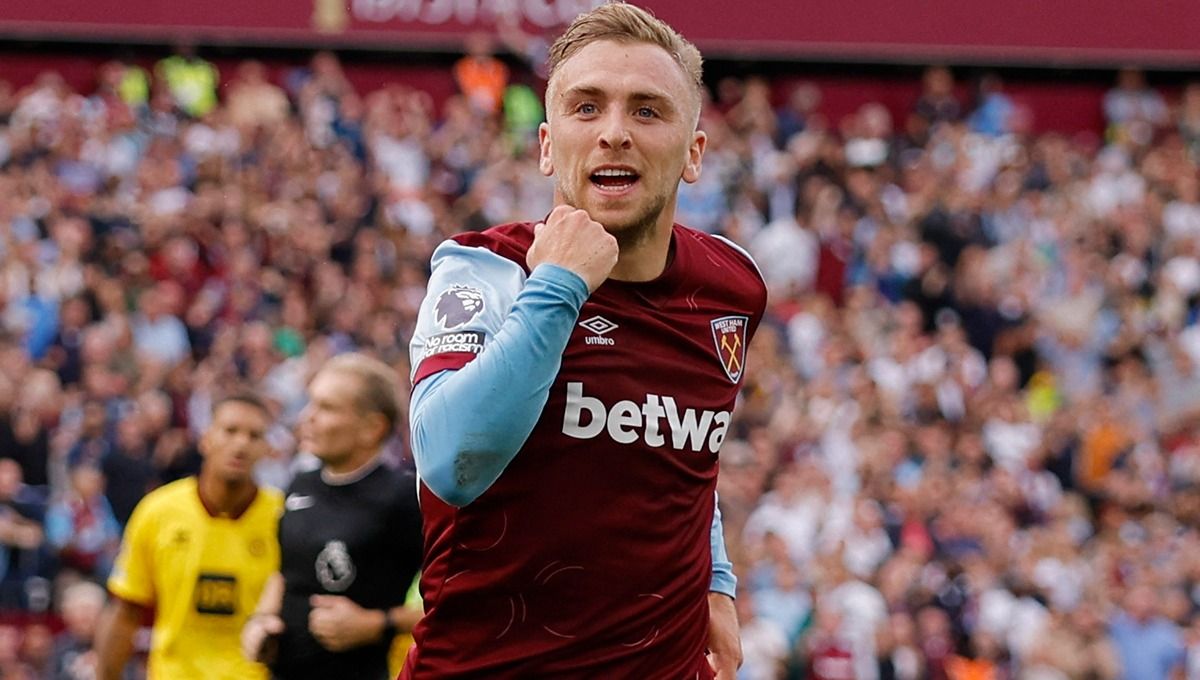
<box><xmin>0</xmin><ymin>36</ymin><xmax>1195</xmax><ymax>680</ymax></box>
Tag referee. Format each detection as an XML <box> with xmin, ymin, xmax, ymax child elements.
<box><xmin>242</xmin><ymin>353</ymin><xmax>424</xmax><ymax>680</ymax></box>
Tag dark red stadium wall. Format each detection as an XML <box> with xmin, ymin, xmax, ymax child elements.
<box><xmin>776</xmin><ymin>74</ymin><xmax>1110</xmax><ymax>138</ymax></box>
<box><xmin>1</xmin><ymin>0</ymin><xmax>1200</xmax><ymax>66</ymax></box>
<box><xmin>656</xmin><ymin>0</ymin><xmax>1200</xmax><ymax>65</ymax></box>
<box><xmin>0</xmin><ymin>52</ymin><xmax>461</xmax><ymax>116</ymax></box>
<box><xmin>0</xmin><ymin>50</ymin><xmax>1113</xmax><ymax>136</ymax></box>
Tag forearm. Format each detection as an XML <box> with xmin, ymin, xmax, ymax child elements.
<box><xmin>322</xmin><ymin>605</ymin><xmax>413</xmax><ymax>648</ymax></box>
<box><xmin>707</xmin><ymin>591</ymin><xmax>742</xmax><ymax>677</ymax></box>
<box><xmin>95</xmin><ymin>600</ymin><xmax>143</xmax><ymax>680</ymax></box>
<box><xmin>243</xmin><ymin>574</ymin><xmax>285</xmax><ymax>664</ymax></box>
<box><xmin>308</xmin><ymin>594</ymin><xmax>420</xmax><ymax>652</ymax></box>
<box><xmin>253</xmin><ymin>572</ymin><xmax>284</xmax><ymax>616</ymax></box>
<box><xmin>387</xmin><ymin>603</ymin><xmax>422</xmax><ymax>634</ymax></box>
<box><xmin>411</xmin><ymin>264</ymin><xmax>588</xmax><ymax>506</ymax></box>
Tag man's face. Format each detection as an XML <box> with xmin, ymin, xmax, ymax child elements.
<box><xmin>200</xmin><ymin>401</ymin><xmax>270</xmax><ymax>484</ymax></box>
<box><xmin>298</xmin><ymin>370</ymin><xmax>377</xmax><ymax>467</ymax></box>
<box><xmin>539</xmin><ymin>39</ymin><xmax>706</xmax><ymax>244</ymax></box>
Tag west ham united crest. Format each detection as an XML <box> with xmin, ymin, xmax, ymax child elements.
<box><xmin>711</xmin><ymin>316</ymin><xmax>749</xmax><ymax>383</ymax></box>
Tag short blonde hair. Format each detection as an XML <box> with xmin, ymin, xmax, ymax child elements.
<box><xmin>547</xmin><ymin>3</ymin><xmax>703</xmax><ymax>108</ymax></box>
<box><xmin>321</xmin><ymin>353</ymin><xmax>401</xmax><ymax>435</ymax></box>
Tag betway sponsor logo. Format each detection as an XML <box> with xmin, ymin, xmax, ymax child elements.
<box><xmin>562</xmin><ymin>382</ymin><xmax>730</xmax><ymax>454</ymax></box>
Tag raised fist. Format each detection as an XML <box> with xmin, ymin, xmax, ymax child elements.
<box><xmin>526</xmin><ymin>205</ymin><xmax>618</xmax><ymax>293</ymax></box>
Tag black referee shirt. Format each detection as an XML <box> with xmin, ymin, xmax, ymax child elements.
<box><xmin>272</xmin><ymin>461</ymin><xmax>423</xmax><ymax>680</ymax></box>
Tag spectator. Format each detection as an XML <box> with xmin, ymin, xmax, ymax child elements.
<box><xmin>99</xmin><ymin>410</ymin><xmax>156</xmax><ymax>527</ymax></box>
<box><xmin>1104</xmin><ymin>67</ymin><xmax>1168</xmax><ymax>146</ymax></box>
<box><xmin>51</xmin><ymin>580</ymin><xmax>106</xmax><ymax>680</ymax></box>
<box><xmin>0</xmin><ymin>459</ymin><xmax>46</xmax><ymax>609</ymax></box>
<box><xmin>452</xmin><ymin>33</ymin><xmax>509</xmax><ymax>116</ymax></box>
<box><xmin>966</xmin><ymin>73</ymin><xmax>1016</xmax><ymax>137</ymax></box>
<box><xmin>131</xmin><ymin>285</ymin><xmax>190</xmax><ymax>368</ymax></box>
<box><xmin>1109</xmin><ymin>584</ymin><xmax>1186</xmax><ymax>680</ymax></box>
<box><xmin>0</xmin><ymin>623</ymin><xmax>36</xmax><ymax>679</ymax></box>
<box><xmin>806</xmin><ymin>606</ymin><xmax>856</xmax><ymax>680</ymax></box>
<box><xmin>44</xmin><ymin>465</ymin><xmax>121</xmax><ymax>580</ymax></box>
<box><xmin>914</xmin><ymin>66</ymin><xmax>961</xmax><ymax>126</ymax></box>
<box><xmin>227</xmin><ymin>61</ymin><xmax>290</xmax><ymax>130</ymax></box>
<box><xmin>154</xmin><ymin>45</ymin><xmax>219</xmax><ymax>118</ymax></box>
<box><xmin>736</xmin><ymin>589</ymin><xmax>789</xmax><ymax>680</ymax></box>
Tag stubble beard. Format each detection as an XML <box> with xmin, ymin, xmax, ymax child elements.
<box><xmin>560</xmin><ymin>182</ymin><xmax>673</xmax><ymax>251</ymax></box>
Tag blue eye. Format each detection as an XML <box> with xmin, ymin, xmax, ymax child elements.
<box><xmin>578</xmin><ymin>103</ymin><xmax>598</xmax><ymax>115</ymax></box>
<box><xmin>635</xmin><ymin>107</ymin><xmax>657</xmax><ymax>118</ymax></box>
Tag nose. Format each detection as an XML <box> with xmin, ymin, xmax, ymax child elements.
<box><xmin>597</xmin><ymin>110</ymin><xmax>632</xmax><ymax>150</ymax></box>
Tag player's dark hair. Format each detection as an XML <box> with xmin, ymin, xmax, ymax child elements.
<box><xmin>212</xmin><ymin>390</ymin><xmax>272</xmax><ymax>419</ymax></box>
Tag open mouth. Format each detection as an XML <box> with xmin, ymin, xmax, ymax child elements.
<box><xmin>590</xmin><ymin>168</ymin><xmax>640</xmax><ymax>192</ymax></box>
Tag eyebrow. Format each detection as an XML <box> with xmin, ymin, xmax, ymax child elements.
<box><xmin>559</xmin><ymin>85</ymin><xmax>678</xmax><ymax>113</ymax></box>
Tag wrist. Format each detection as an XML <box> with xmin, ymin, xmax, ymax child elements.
<box><xmin>378</xmin><ymin>609</ymin><xmax>397</xmax><ymax>640</ymax></box>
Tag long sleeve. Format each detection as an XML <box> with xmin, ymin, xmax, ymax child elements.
<box><xmin>408</xmin><ymin>240</ymin><xmax>588</xmax><ymax>507</ymax></box>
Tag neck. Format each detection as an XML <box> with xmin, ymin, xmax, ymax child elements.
<box><xmin>197</xmin><ymin>471</ymin><xmax>256</xmax><ymax>518</ymax></box>
<box><xmin>609</xmin><ymin>211</ymin><xmax>676</xmax><ymax>282</ymax></box>
<box><xmin>324</xmin><ymin>446</ymin><xmax>380</xmax><ymax>476</ymax></box>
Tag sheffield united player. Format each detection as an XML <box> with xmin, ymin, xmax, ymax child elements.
<box><xmin>403</xmin><ymin>4</ymin><xmax>766</xmax><ymax>678</ymax></box>
<box><xmin>96</xmin><ymin>393</ymin><xmax>282</xmax><ymax>680</ymax></box>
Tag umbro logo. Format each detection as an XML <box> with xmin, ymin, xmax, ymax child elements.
<box><xmin>579</xmin><ymin>316</ymin><xmax>617</xmax><ymax>346</ymax></box>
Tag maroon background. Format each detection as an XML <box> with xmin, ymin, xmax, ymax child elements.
<box><xmin>0</xmin><ymin>51</ymin><xmax>1121</xmax><ymax>136</ymax></box>
<box><xmin>1</xmin><ymin>0</ymin><xmax>1199</xmax><ymax>65</ymax></box>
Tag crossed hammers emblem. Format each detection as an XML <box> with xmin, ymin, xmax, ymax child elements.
<box><xmin>720</xmin><ymin>333</ymin><xmax>742</xmax><ymax>375</ymax></box>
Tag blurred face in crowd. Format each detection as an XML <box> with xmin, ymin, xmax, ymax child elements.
<box><xmin>0</xmin><ymin>460</ymin><xmax>20</xmax><ymax>500</ymax></box>
<box><xmin>1124</xmin><ymin>584</ymin><xmax>1158</xmax><ymax>623</ymax></box>
<box><xmin>540</xmin><ymin>39</ymin><xmax>705</xmax><ymax>246</ymax></box>
<box><xmin>199</xmin><ymin>400</ymin><xmax>271</xmax><ymax>485</ymax></box>
<box><xmin>61</xmin><ymin>583</ymin><xmax>105</xmax><ymax>640</ymax></box>
<box><xmin>298</xmin><ymin>368</ymin><xmax>387</xmax><ymax>468</ymax></box>
<box><xmin>69</xmin><ymin>465</ymin><xmax>105</xmax><ymax>500</ymax></box>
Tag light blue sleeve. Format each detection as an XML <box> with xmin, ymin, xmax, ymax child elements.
<box><xmin>409</xmin><ymin>241</ymin><xmax>588</xmax><ymax>508</ymax></box>
<box><xmin>710</xmin><ymin>493</ymin><xmax>737</xmax><ymax>597</ymax></box>
<box><xmin>407</xmin><ymin>241</ymin><xmax>528</xmax><ymax>379</ymax></box>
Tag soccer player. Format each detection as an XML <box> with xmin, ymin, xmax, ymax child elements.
<box><xmin>95</xmin><ymin>391</ymin><xmax>282</xmax><ymax>680</ymax></box>
<box><xmin>403</xmin><ymin>4</ymin><xmax>766</xmax><ymax>678</ymax></box>
<box><xmin>240</xmin><ymin>353</ymin><xmax>423</xmax><ymax>680</ymax></box>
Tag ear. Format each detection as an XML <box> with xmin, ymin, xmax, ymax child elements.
<box><xmin>197</xmin><ymin>429</ymin><xmax>212</xmax><ymax>460</ymax></box>
<box><xmin>681</xmin><ymin>129</ymin><xmax>707</xmax><ymax>184</ymax></box>
<box><xmin>538</xmin><ymin>122</ymin><xmax>554</xmax><ymax>177</ymax></box>
<box><xmin>360</xmin><ymin>412</ymin><xmax>390</xmax><ymax>448</ymax></box>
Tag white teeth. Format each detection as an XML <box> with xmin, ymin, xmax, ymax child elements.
<box><xmin>593</xmin><ymin>169</ymin><xmax>636</xmax><ymax>177</ymax></box>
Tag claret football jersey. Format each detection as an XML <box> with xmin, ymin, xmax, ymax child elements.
<box><xmin>405</xmin><ymin>222</ymin><xmax>767</xmax><ymax>679</ymax></box>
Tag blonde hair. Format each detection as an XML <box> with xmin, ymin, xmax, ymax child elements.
<box><xmin>547</xmin><ymin>3</ymin><xmax>703</xmax><ymax>110</ymax></box>
<box><xmin>321</xmin><ymin>353</ymin><xmax>401</xmax><ymax>436</ymax></box>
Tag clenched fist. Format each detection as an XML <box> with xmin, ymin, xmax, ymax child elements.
<box><xmin>527</xmin><ymin>205</ymin><xmax>619</xmax><ymax>293</ymax></box>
